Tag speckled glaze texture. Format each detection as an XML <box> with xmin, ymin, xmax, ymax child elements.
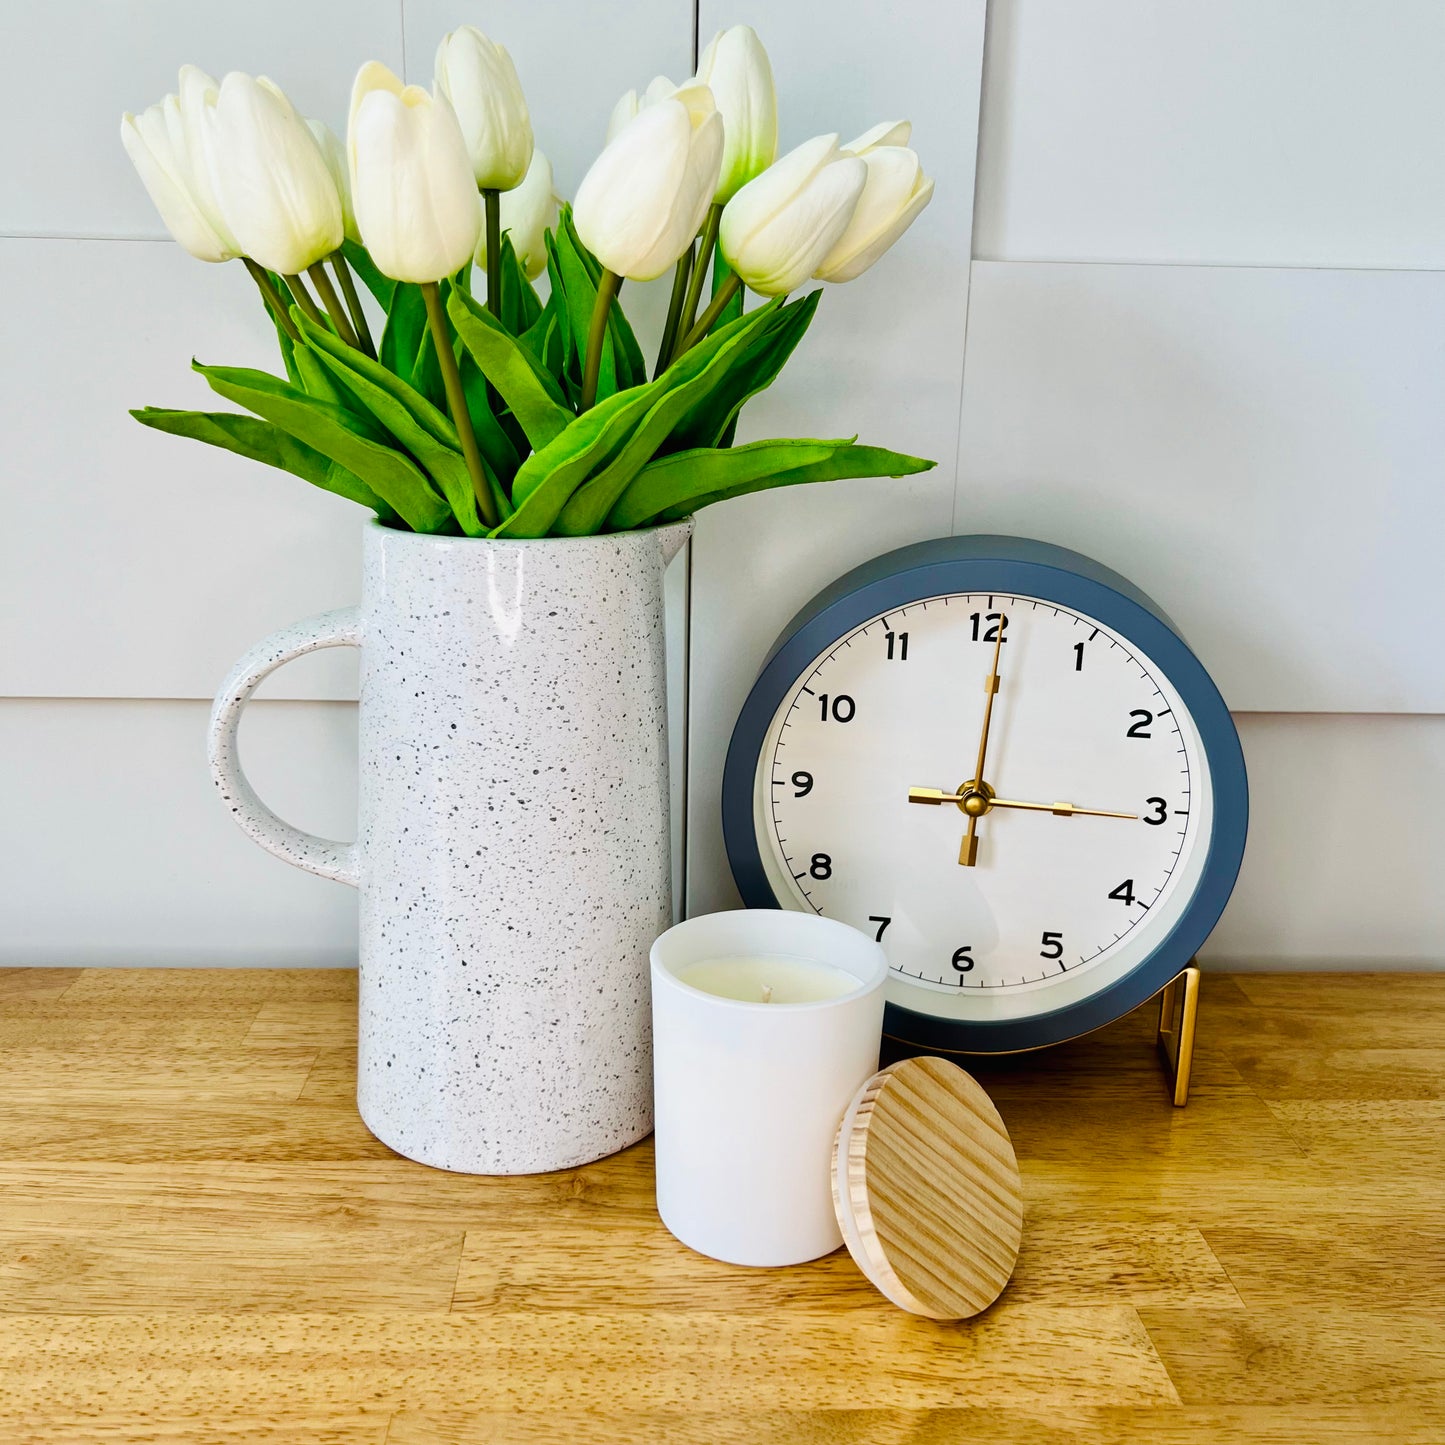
<box><xmin>208</xmin><ymin>518</ymin><xmax>690</xmax><ymax>1174</ymax></box>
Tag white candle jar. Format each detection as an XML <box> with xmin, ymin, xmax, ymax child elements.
<box><xmin>650</xmin><ymin>911</ymin><xmax>889</xmax><ymax>1267</ymax></box>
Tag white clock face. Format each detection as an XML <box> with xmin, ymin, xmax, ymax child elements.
<box><xmin>752</xmin><ymin>592</ymin><xmax>1214</xmax><ymax>1023</ymax></box>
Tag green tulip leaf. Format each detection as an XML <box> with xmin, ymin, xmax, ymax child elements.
<box><xmin>607</xmin><ymin>438</ymin><xmax>937</xmax><ymax>531</ymax></box>
<box><xmin>557</xmin><ymin>206</ymin><xmax>646</xmax><ymax>388</ymax></box>
<box><xmin>708</xmin><ymin>247</ymin><xmax>747</xmax><ymax>444</ymax></box>
<box><xmin>193</xmin><ymin>362</ymin><xmax>454</xmax><ymax>534</ymax></box>
<box><xmin>341</xmin><ymin>239</ymin><xmax>396</xmax><ymax>311</ymax></box>
<box><xmin>497</xmin><ymin>233</ymin><xmax>543</xmax><ymax>336</ymax></box>
<box><xmin>379</xmin><ymin>282</ymin><xmax>428</xmax><ymax>384</ymax></box>
<box><xmin>545</xmin><ymin>228</ymin><xmax>613</xmax><ymax>401</ymax></box>
<box><xmin>130</xmin><ymin>406</ymin><xmax>398</xmax><ymax>522</ymax></box>
<box><xmin>457</xmin><ymin>348</ymin><xmax>524</xmax><ymax>486</ymax></box>
<box><xmin>294</xmin><ymin>314</ymin><xmax>485</xmax><ymax>537</ymax></box>
<box><xmin>553</xmin><ymin>300</ymin><xmax>786</xmax><ymax>536</ymax></box>
<box><xmin>494</xmin><ymin>385</ymin><xmax>653</xmax><ymax>538</ymax></box>
<box><xmin>665</xmin><ymin>291</ymin><xmax>821</xmax><ymax>456</ymax></box>
<box><xmin>447</xmin><ymin>286</ymin><xmax>573</xmax><ymax>451</ymax></box>
<box><xmin>292</xmin><ymin>334</ymin><xmax>360</xmax><ymax>414</ymax></box>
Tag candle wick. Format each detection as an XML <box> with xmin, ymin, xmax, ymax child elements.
<box><xmin>762</xmin><ymin>984</ymin><xmax>774</xmax><ymax>1004</ymax></box>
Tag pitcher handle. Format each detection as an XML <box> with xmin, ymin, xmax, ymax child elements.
<box><xmin>207</xmin><ymin>607</ymin><xmax>363</xmax><ymax>888</ymax></box>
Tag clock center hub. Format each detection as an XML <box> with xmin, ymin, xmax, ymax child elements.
<box><xmin>957</xmin><ymin>780</ymin><xmax>996</xmax><ymax>817</ymax></box>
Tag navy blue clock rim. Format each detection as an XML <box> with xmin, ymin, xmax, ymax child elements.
<box><xmin>721</xmin><ymin>534</ymin><xmax>1249</xmax><ymax>1055</ymax></box>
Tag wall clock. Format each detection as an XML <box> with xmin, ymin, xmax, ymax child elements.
<box><xmin>723</xmin><ymin>535</ymin><xmax>1248</xmax><ymax>1063</ymax></box>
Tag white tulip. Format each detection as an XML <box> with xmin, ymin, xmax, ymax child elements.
<box><xmin>719</xmin><ymin>134</ymin><xmax>866</xmax><ymax>296</ymax></box>
<box><xmin>174</xmin><ymin>67</ymin><xmax>243</xmax><ymax>252</ymax></box>
<box><xmin>573</xmin><ymin>85</ymin><xmax>723</xmax><ymax>282</ymax></box>
<box><xmin>693</xmin><ymin>25</ymin><xmax>777</xmax><ymax>202</ymax></box>
<box><xmin>814</xmin><ymin>143</ymin><xmax>934</xmax><ymax>283</ymax></box>
<box><xmin>843</xmin><ymin>120</ymin><xmax>912</xmax><ymax>154</ymax></box>
<box><xmin>605</xmin><ymin>75</ymin><xmax>680</xmax><ymax>145</ymax></box>
<box><xmin>207</xmin><ymin>73</ymin><xmax>343</xmax><ymax>277</ymax></box>
<box><xmin>348</xmin><ymin>61</ymin><xmax>482</xmax><ymax>283</ymax></box>
<box><xmin>434</xmin><ymin>25</ymin><xmax>533</xmax><ymax>191</ymax></box>
<box><xmin>307</xmin><ymin>118</ymin><xmax>359</xmax><ymax>244</ymax></box>
<box><xmin>475</xmin><ymin>148</ymin><xmax>557</xmax><ymax>281</ymax></box>
<box><xmin>120</xmin><ymin>93</ymin><xmax>237</xmax><ymax>262</ymax></box>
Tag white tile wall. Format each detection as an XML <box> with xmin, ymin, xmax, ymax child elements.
<box><xmin>0</xmin><ymin>238</ymin><xmax>364</xmax><ymax>700</ymax></box>
<box><xmin>1211</xmin><ymin>713</ymin><xmax>1445</xmax><ymax>968</ymax></box>
<box><xmin>954</xmin><ymin>261</ymin><xmax>1445</xmax><ymax>713</ymax></box>
<box><xmin>974</xmin><ymin>0</ymin><xmax>1445</xmax><ymax>268</ymax></box>
<box><xmin>2</xmin><ymin>0</ymin><xmax>405</xmax><ymax>238</ymax></box>
<box><xmin>0</xmin><ymin>698</ymin><xmax>359</xmax><ymax>966</ymax></box>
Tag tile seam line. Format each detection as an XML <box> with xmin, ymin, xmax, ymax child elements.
<box><xmin>5</xmin><ymin>235</ymin><xmax>1445</xmax><ymax>277</ymax></box>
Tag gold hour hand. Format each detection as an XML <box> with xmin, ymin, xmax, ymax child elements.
<box><xmin>908</xmin><ymin>787</ymin><xmax>953</xmax><ymax>805</ymax></box>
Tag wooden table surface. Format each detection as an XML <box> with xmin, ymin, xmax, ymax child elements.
<box><xmin>0</xmin><ymin>967</ymin><xmax>1441</xmax><ymax>1443</ymax></box>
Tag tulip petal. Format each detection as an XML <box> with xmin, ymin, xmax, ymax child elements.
<box><xmin>814</xmin><ymin>146</ymin><xmax>927</xmax><ymax>282</ymax></box>
<box><xmin>843</xmin><ymin>120</ymin><xmax>912</xmax><ymax>154</ymax></box>
<box><xmin>816</xmin><ymin>173</ymin><xmax>934</xmax><ymax>283</ymax></box>
<box><xmin>574</xmin><ymin>98</ymin><xmax>713</xmax><ymax>281</ymax></box>
<box><xmin>120</xmin><ymin>106</ymin><xmax>234</xmax><ymax>261</ymax></box>
<box><xmin>724</xmin><ymin>145</ymin><xmax>867</xmax><ymax>295</ymax></box>
<box><xmin>350</xmin><ymin>79</ymin><xmax>481</xmax><ymax>283</ymax></box>
<box><xmin>435</xmin><ymin>26</ymin><xmax>534</xmax><ymax>190</ymax></box>
<box><xmin>720</xmin><ymin>133</ymin><xmax>840</xmax><ymax>258</ymax></box>
<box><xmin>209</xmin><ymin>72</ymin><xmax>344</xmax><ymax>276</ymax></box>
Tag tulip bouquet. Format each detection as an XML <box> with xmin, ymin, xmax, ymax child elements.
<box><xmin>124</xmin><ymin>25</ymin><xmax>935</xmax><ymax>539</ymax></box>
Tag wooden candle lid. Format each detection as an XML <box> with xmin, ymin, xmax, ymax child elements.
<box><xmin>832</xmin><ymin>1056</ymin><xmax>1023</xmax><ymax>1319</ymax></box>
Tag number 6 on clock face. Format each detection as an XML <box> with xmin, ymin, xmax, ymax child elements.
<box><xmin>723</xmin><ymin>536</ymin><xmax>1248</xmax><ymax>1055</ymax></box>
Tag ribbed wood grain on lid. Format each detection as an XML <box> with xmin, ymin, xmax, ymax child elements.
<box><xmin>832</xmin><ymin>1057</ymin><xmax>1022</xmax><ymax>1319</ymax></box>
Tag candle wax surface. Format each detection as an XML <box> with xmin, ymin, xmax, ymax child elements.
<box><xmin>676</xmin><ymin>955</ymin><xmax>862</xmax><ymax>1005</ymax></box>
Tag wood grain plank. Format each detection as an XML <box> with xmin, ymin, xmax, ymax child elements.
<box><xmin>0</xmin><ymin>1103</ymin><xmax>395</xmax><ymax>1163</ymax></box>
<box><xmin>0</xmin><ymin>1415</ymin><xmax>390</xmax><ymax>1445</ymax></box>
<box><xmin>0</xmin><ymin>967</ymin><xmax>81</xmax><ymax>1002</ymax></box>
<box><xmin>1201</xmin><ymin>1221</ymin><xmax>1445</xmax><ymax>1312</ymax></box>
<box><xmin>387</xmin><ymin>1405</ymin><xmax>1445</xmax><ymax>1445</ymax></box>
<box><xmin>1232</xmin><ymin>974</ymin><xmax>1445</xmax><ymax>1012</ymax></box>
<box><xmin>247</xmin><ymin>1000</ymin><xmax>361</xmax><ymax>1049</ymax></box>
<box><xmin>0</xmin><ymin>1047</ymin><xmax>317</xmax><ymax>1105</ymax></box>
<box><xmin>452</xmin><ymin>1216</ymin><xmax>1241</xmax><ymax>1313</ymax></box>
<box><xmin>1139</xmin><ymin>1306</ymin><xmax>1445</xmax><ymax>1405</ymax></box>
<box><xmin>0</xmin><ymin>1310</ymin><xmax>1179</xmax><ymax>1413</ymax></box>
<box><xmin>0</xmin><ymin>1227</ymin><xmax>464</xmax><ymax>1314</ymax></box>
<box><xmin>58</xmin><ymin>967</ymin><xmax>357</xmax><ymax>1008</ymax></box>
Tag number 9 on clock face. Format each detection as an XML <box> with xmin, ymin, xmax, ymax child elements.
<box><xmin>723</xmin><ymin>537</ymin><xmax>1248</xmax><ymax>1054</ymax></box>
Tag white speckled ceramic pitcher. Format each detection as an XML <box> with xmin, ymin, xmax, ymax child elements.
<box><xmin>208</xmin><ymin>518</ymin><xmax>691</xmax><ymax>1174</ymax></box>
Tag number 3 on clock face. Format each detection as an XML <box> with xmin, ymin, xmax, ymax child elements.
<box><xmin>723</xmin><ymin>537</ymin><xmax>1249</xmax><ymax>1054</ymax></box>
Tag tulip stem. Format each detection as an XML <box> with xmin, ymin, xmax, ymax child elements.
<box><xmin>307</xmin><ymin>262</ymin><xmax>361</xmax><ymax>351</ymax></box>
<box><xmin>580</xmin><ymin>268</ymin><xmax>623</xmax><ymax>413</ymax></box>
<box><xmin>422</xmin><ymin>281</ymin><xmax>500</xmax><ymax>529</ymax></box>
<box><xmin>655</xmin><ymin>245</ymin><xmax>694</xmax><ymax>380</ymax></box>
<box><xmin>244</xmin><ymin>259</ymin><xmax>301</xmax><ymax>343</ymax></box>
<box><xmin>330</xmin><ymin>253</ymin><xmax>377</xmax><ymax>359</ymax></box>
<box><xmin>671</xmin><ymin>203</ymin><xmax>724</xmax><ymax>364</ymax></box>
<box><xmin>284</xmin><ymin>274</ymin><xmax>327</xmax><ymax>331</ymax></box>
<box><xmin>482</xmin><ymin>189</ymin><xmax>502</xmax><ymax>320</ymax></box>
<box><xmin>673</xmin><ymin>271</ymin><xmax>743</xmax><ymax>358</ymax></box>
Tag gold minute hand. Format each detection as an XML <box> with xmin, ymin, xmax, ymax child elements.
<box><xmin>988</xmin><ymin>796</ymin><xmax>1138</xmax><ymax>820</ymax></box>
<box><xmin>971</xmin><ymin>615</ymin><xmax>1007</xmax><ymax>787</ymax></box>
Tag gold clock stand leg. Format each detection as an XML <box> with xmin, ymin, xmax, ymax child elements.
<box><xmin>1156</xmin><ymin>962</ymin><xmax>1201</xmax><ymax>1107</ymax></box>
